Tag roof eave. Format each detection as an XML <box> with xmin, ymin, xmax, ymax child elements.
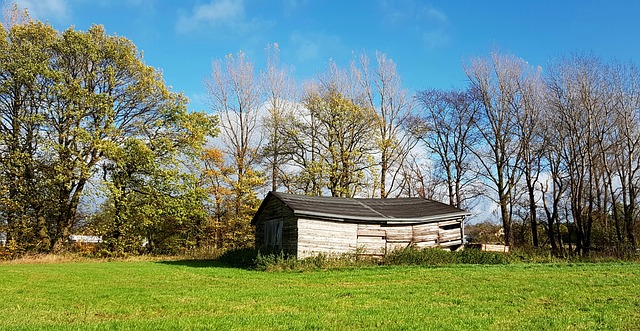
<box><xmin>293</xmin><ymin>210</ymin><xmax>471</xmax><ymax>224</ymax></box>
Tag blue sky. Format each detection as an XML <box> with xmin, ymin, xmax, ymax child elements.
<box><xmin>12</xmin><ymin>0</ymin><xmax>640</xmax><ymax>113</ymax></box>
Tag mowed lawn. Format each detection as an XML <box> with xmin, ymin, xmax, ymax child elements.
<box><xmin>0</xmin><ymin>260</ymin><xmax>639</xmax><ymax>330</ymax></box>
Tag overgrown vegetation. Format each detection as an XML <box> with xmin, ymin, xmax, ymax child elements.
<box><xmin>228</xmin><ymin>246</ymin><xmax>640</xmax><ymax>271</ymax></box>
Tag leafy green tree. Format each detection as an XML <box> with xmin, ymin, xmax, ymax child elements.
<box><xmin>0</xmin><ymin>11</ymin><xmax>57</xmax><ymax>252</ymax></box>
<box><xmin>98</xmin><ymin>109</ymin><xmax>217</xmax><ymax>255</ymax></box>
<box><xmin>0</xmin><ymin>6</ymin><xmax>215</xmax><ymax>253</ymax></box>
<box><xmin>302</xmin><ymin>86</ymin><xmax>377</xmax><ymax>197</ymax></box>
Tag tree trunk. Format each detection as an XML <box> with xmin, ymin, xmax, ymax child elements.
<box><xmin>527</xmin><ymin>180</ymin><xmax>538</xmax><ymax>247</ymax></box>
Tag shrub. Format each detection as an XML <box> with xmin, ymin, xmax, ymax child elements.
<box><xmin>383</xmin><ymin>246</ymin><xmax>511</xmax><ymax>266</ymax></box>
<box><xmin>216</xmin><ymin>248</ymin><xmax>259</xmax><ymax>268</ymax></box>
<box><xmin>455</xmin><ymin>248</ymin><xmax>511</xmax><ymax>264</ymax></box>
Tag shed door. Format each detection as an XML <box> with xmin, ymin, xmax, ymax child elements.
<box><xmin>264</xmin><ymin>219</ymin><xmax>283</xmax><ymax>251</ymax></box>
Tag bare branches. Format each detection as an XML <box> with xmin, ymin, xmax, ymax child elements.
<box><xmin>353</xmin><ymin>52</ymin><xmax>416</xmax><ymax>198</ymax></box>
<box><xmin>412</xmin><ymin>88</ymin><xmax>481</xmax><ymax>209</ymax></box>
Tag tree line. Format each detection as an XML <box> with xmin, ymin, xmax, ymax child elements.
<box><xmin>1</xmin><ymin>9</ymin><xmax>638</xmax><ymax>256</ymax></box>
<box><xmin>206</xmin><ymin>47</ymin><xmax>640</xmax><ymax>255</ymax></box>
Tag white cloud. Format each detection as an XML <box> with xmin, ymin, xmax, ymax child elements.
<box><xmin>378</xmin><ymin>0</ymin><xmax>451</xmax><ymax>49</ymax></box>
<box><xmin>290</xmin><ymin>32</ymin><xmax>320</xmax><ymax>62</ymax></box>
<box><xmin>289</xmin><ymin>31</ymin><xmax>343</xmax><ymax>64</ymax></box>
<box><xmin>176</xmin><ymin>0</ymin><xmax>245</xmax><ymax>33</ymax></box>
<box><xmin>283</xmin><ymin>0</ymin><xmax>309</xmax><ymax>14</ymax></box>
<box><xmin>423</xmin><ymin>29</ymin><xmax>450</xmax><ymax>49</ymax></box>
<box><xmin>426</xmin><ymin>7</ymin><xmax>447</xmax><ymax>24</ymax></box>
<box><xmin>14</xmin><ymin>0</ymin><xmax>69</xmax><ymax>21</ymax></box>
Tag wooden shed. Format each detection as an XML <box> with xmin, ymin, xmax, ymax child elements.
<box><xmin>251</xmin><ymin>192</ymin><xmax>471</xmax><ymax>258</ymax></box>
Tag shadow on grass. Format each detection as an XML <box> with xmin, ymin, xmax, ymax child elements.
<box><xmin>156</xmin><ymin>248</ymin><xmax>258</xmax><ymax>270</ymax></box>
<box><xmin>157</xmin><ymin>259</ymin><xmax>248</xmax><ymax>269</ymax></box>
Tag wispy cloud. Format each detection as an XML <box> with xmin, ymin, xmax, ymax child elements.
<box><xmin>289</xmin><ymin>31</ymin><xmax>342</xmax><ymax>63</ymax></box>
<box><xmin>282</xmin><ymin>0</ymin><xmax>309</xmax><ymax>15</ymax></box>
<box><xmin>290</xmin><ymin>31</ymin><xmax>320</xmax><ymax>62</ymax></box>
<box><xmin>14</xmin><ymin>0</ymin><xmax>69</xmax><ymax>21</ymax></box>
<box><xmin>426</xmin><ymin>7</ymin><xmax>447</xmax><ymax>24</ymax></box>
<box><xmin>378</xmin><ymin>0</ymin><xmax>451</xmax><ymax>49</ymax></box>
<box><xmin>175</xmin><ymin>0</ymin><xmax>246</xmax><ymax>33</ymax></box>
<box><xmin>423</xmin><ymin>29</ymin><xmax>450</xmax><ymax>48</ymax></box>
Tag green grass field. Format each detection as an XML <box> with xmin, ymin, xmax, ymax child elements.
<box><xmin>0</xmin><ymin>259</ymin><xmax>639</xmax><ymax>330</ymax></box>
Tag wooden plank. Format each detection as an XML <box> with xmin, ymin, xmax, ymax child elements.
<box><xmin>438</xmin><ymin>220</ymin><xmax>461</xmax><ymax>227</ymax></box>
<box><xmin>385</xmin><ymin>227</ymin><xmax>413</xmax><ymax>241</ymax></box>
<box><xmin>413</xmin><ymin>234</ymin><xmax>438</xmax><ymax>242</ymax></box>
<box><xmin>358</xmin><ymin>238</ymin><xmax>386</xmax><ymax>250</ymax></box>
<box><xmin>440</xmin><ymin>239</ymin><xmax>463</xmax><ymax>247</ymax></box>
<box><xmin>412</xmin><ymin>224</ymin><xmax>438</xmax><ymax>244</ymax></box>
<box><xmin>358</xmin><ymin>228</ymin><xmax>386</xmax><ymax>237</ymax></box>
<box><xmin>298</xmin><ymin>228</ymin><xmax>356</xmax><ymax>238</ymax></box>
<box><xmin>298</xmin><ymin>219</ymin><xmax>353</xmax><ymax>232</ymax></box>
<box><xmin>413</xmin><ymin>223</ymin><xmax>438</xmax><ymax>231</ymax></box>
<box><xmin>439</xmin><ymin>228</ymin><xmax>461</xmax><ymax>237</ymax></box>
<box><xmin>415</xmin><ymin>241</ymin><xmax>437</xmax><ymax>248</ymax></box>
<box><xmin>358</xmin><ymin>224</ymin><xmax>383</xmax><ymax>230</ymax></box>
<box><xmin>439</xmin><ymin>231</ymin><xmax>461</xmax><ymax>238</ymax></box>
<box><xmin>298</xmin><ymin>235</ymin><xmax>356</xmax><ymax>245</ymax></box>
<box><xmin>357</xmin><ymin>236</ymin><xmax>385</xmax><ymax>244</ymax></box>
<box><xmin>482</xmin><ymin>244</ymin><xmax>510</xmax><ymax>252</ymax></box>
<box><xmin>439</xmin><ymin>235</ymin><xmax>461</xmax><ymax>242</ymax></box>
<box><xmin>297</xmin><ymin>243</ymin><xmax>357</xmax><ymax>252</ymax></box>
<box><xmin>297</xmin><ymin>244</ymin><xmax>357</xmax><ymax>258</ymax></box>
<box><xmin>412</xmin><ymin>228</ymin><xmax>438</xmax><ymax>236</ymax></box>
<box><xmin>356</xmin><ymin>227</ymin><xmax>387</xmax><ymax>254</ymax></box>
<box><xmin>386</xmin><ymin>241</ymin><xmax>411</xmax><ymax>253</ymax></box>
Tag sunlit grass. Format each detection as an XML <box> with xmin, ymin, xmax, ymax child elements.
<box><xmin>0</xmin><ymin>260</ymin><xmax>638</xmax><ymax>330</ymax></box>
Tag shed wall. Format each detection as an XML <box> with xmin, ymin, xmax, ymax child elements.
<box><xmin>297</xmin><ymin>218</ymin><xmax>358</xmax><ymax>258</ymax></box>
<box><xmin>254</xmin><ymin>196</ymin><xmax>297</xmax><ymax>255</ymax></box>
<box><xmin>355</xmin><ymin>219</ymin><xmax>464</xmax><ymax>256</ymax></box>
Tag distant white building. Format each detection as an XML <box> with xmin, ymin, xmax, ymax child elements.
<box><xmin>0</xmin><ymin>233</ymin><xmax>5</xmax><ymax>245</ymax></box>
<box><xmin>69</xmin><ymin>235</ymin><xmax>102</xmax><ymax>244</ymax></box>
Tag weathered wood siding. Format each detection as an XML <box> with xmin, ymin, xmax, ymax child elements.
<box><xmin>357</xmin><ymin>224</ymin><xmax>386</xmax><ymax>255</ymax></box>
<box><xmin>354</xmin><ymin>218</ymin><xmax>464</xmax><ymax>255</ymax></box>
<box><xmin>481</xmin><ymin>244</ymin><xmax>509</xmax><ymax>252</ymax></box>
<box><xmin>297</xmin><ymin>219</ymin><xmax>358</xmax><ymax>258</ymax></box>
<box><xmin>437</xmin><ymin>219</ymin><xmax>464</xmax><ymax>248</ymax></box>
<box><xmin>412</xmin><ymin>223</ymin><xmax>439</xmax><ymax>249</ymax></box>
<box><xmin>384</xmin><ymin>226</ymin><xmax>413</xmax><ymax>253</ymax></box>
<box><xmin>253</xmin><ymin>196</ymin><xmax>297</xmax><ymax>255</ymax></box>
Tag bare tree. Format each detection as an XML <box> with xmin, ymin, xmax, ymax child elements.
<box><xmin>546</xmin><ymin>54</ymin><xmax>612</xmax><ymax>254</ymax></box>
<box><xmin>515</xmin><ymin>66</ymin><xmax>546</xmax><ymax>246</ymax></box>
<box><xmin>396</xmin><ymin>152</ymin><xmax>438</xmax><ymax>200</ymax></box>
<box><xmin>411</xmin><ymin>88</ymin><xmax>482</xmax><ymax>209</ymax></box>
<box><xmin>260</xmin><ymin>43</ymin><xmax>298</xmax><ymax>192</ymax></box>
<box><xmin>537</xmin><ymin>91</ymin><xmax>573</xmax><ymax>254</ymax></box>
<box><xmin>205</xmin><ymin>50</ymin><xmax>263</xmax><ymax>216</ymax></box>
<box><xmin>465</xmin><ymin>51</ymin><xmax>528</xmax><ymax>246</ymax></box>
<box><xmin>607</xmin><ymin>61</ymin><xmax>640</xmax><ymax>249</ymax></box>
<box><xmin>353</xmin><ymin>52</ymin><xmax>416</xmax><ymax>198</ymax></box>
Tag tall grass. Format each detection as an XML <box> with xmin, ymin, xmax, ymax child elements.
<box><xmin>3</xmin><ymin>245</ymin><xmax>638</xmax><ymax>270</ymax></box>
<box><xmin>251</xmin><ymin>245</ymin><xmax>640</xmax><ymax>271</ymax></box>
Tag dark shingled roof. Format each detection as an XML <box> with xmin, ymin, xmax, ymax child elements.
<box><xmin>252</xmin><ymin>191</ymin><xmax>470</xmax><ymax>225</ymax></box>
